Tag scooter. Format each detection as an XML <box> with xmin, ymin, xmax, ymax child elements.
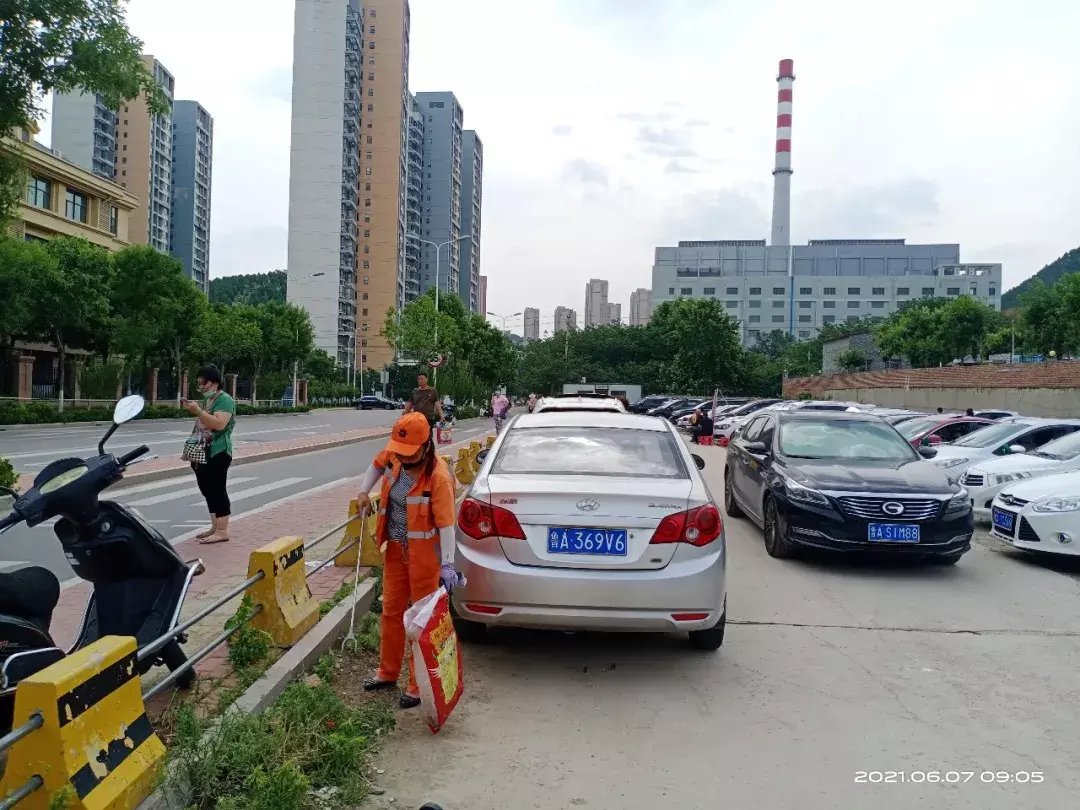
<box><xmin>0</xmin><ymin>395</ymin><xmax>203</xmax><ymax>735</ymax></box>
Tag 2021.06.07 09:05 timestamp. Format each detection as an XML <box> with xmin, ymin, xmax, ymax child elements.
<box><xmin>855</xmin><ymin>771</ymin><xmax>1044</xmax><ymax>784</ymax></box>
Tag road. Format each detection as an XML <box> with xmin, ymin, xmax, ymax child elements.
<box><xmin>369</xmin><ymin>444</ymin><xmax>1080</xmax><ymax>810</ymax></box>
<box><xmin>0</xmin><ymin>418</ymin><xmax>493</xmax><ymax>581</ymax></box>
<box><xmin>0</xmin><ymin>407</ymin><xmax>403</xmax><ymax>474</ymax></box>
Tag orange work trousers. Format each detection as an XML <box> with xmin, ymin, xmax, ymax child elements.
<box><xmin>377</xmin><ymin>537</ymin><xmax>441</xmax><ymax>696</ymax></box>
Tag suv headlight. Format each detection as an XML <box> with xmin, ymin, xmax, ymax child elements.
<box><xmin>934</xmin><ymin>457</ymin><xmax>969</xmax><ymax>469</ymax></box>
<box><xmin>780</xmin><ymin>476</ymin><xmax>830</xmax><ymax>508</ymax></box>
<box><xmin>1032</xmin><ymin>497</ymin><xmax>1080</xmax><ymax>513</ymax></box>
<box><xmin>946</xmin><ymin>488</ymin><xmax>971</xmax><ymax>513</ymax></box>
<box><xmin>991</xmin><ymin>471</ymin><xmax>1033</xmax><ymax>486</ymax></box>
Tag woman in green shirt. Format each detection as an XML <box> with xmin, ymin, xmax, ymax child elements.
<box><xmin>182</xmin><ymin>365</ymin><xmax>237</xmax><ymax>544</ymax></box>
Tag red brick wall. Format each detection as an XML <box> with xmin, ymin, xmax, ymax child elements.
<box><xmin>784</xmin><ymin>361</ymin><xmax>1080</xmax><ymax>397</ymax></box>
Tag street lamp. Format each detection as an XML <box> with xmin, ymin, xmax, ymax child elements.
<box><xmin>487</xmin><ymin>311</ymin><xmax>523</xmax><ymax>332</ymax></box>
<box><xmin>407</xmin><ymin>234</ymin><xmax>472</xmax><ymax>384</ymax></box>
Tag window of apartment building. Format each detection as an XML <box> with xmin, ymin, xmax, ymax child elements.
<box><xmin>364</xmin><ymin>229</ymin><xmax>370</xmax><ymax>238</ymax></box>
<box><xmin>799</xmin><ymin>315</ymin><xmax>811</xmax><ymax>323</ymax></box>
<box><xmin>363</xmin><ymin>245</ymin><xmax>369</xmax><ymax>254</ymax></box>
<box><xmin>871</xmin><ymin>301</ymin><xmax>885</xmax><ymax>309</ymax></box>
<box><xmin>362</xmin><ymin>261</ymin><xmax>370</xmax><ymax>269</ymax></box>
<box><xmin>748</xmin><ymin>300</ymin><xmax>761</xmax><ymax>308</ymax></box>
<box><xmin>367</xmin><ymin>104</ymin><xmax>373</xmax><ymax>112</ymax></box>
<box><xmin>668</xmin><ymin>287</ymin><xmax>675</xmax><ymax>294</ymax></box>
<box><xmin>749</xmin><ymin>287</ymin><xmax>761</xmax><ymax>295</ymax></box>
<box><xmin>847</xmin><ymin>301</ymin><xmax>860</xmax><ymax>309</ymax></box>
<box><xmin>799</xmin><ymin>330</ymin><xmax>811</xmax><ymax>338</ymax></box>
<box><xmin>823</xmin><ymin>286</ymin><xmax>836</xmax><ymax>295</ymax></box>
<box><xmin>947</xmin><ymin>287</ymin><xmax>960</xmax><ymax>295</ymax></box>
<box><xmin>365</xmin><ymin>151</ymin><xmax>372</xmax><ymax>160</ymax></box>
<box><xmin>799</xmin><ymin>287</ymin><xmax>812</xmax><ymax>295</ymax></box>
<box><xmin>369</xmin><ymin>41</ymin><xmax>375</xmax><ymax>49</ymax></box>
<box><xmin>362</xmin><ymin>293</ymin><xmax>369</xmax><ymax>301</ymax></box>
<box><xmin>725</xmin><ymin>300</ymin><xmax>738</xmax><ymax>309</ymax></box>
<box><xmin>798</xmin><ymin>301</ymin><xmax>811</xmax><ymax>308</ymax></box>
<box><xmin>847</xmin><ymin>287</ymin><xmax>860</xmax><ymax>295</ymax></box>
<box><xmin>922</xmin><ymin>287</ymin><xmax>934</xmax><ymax>296</ymax></box>
<box><xmin>989</xmin><ymin>287</ymin><xmax>997</xmax><ymax>296</ymax></box>
<box><xmin>109</xmin><ymin>206</ymin><xmax>118</xmax><ymax>235</ymax></box>
<box><xmin>363</xmin><ymin>276</ymin><xmax>369</xmax><ymax>284</ymax></box>
<box><xmin>64</xmin><ymin>188</ymin><xmax>87</xmax><ymax>222</ymax></box>
<box><xmin>872</xmin><ymin>286</ymin><xmax>885</xmax><ymax>295</ymax></box>
<box><xmin>772</xmin><ymin>287</ymin><xmax>785</xmax><ymax>295</ymax></box>
<box><xmin>365</xmin><ymin>167</ymin><xmax>372</xmax><ymax>175</ymax></box>
<box><xmin>367</xmin><ymin>89</ymin><xmax>374</xmax><ymax>96</ymax></box>
<box><xmin>26</xmin><ymin>176</ymin><xmax>50</xmax><ymax>208</ymax></box>
<box><xmin>364</xmin><ymin>183</ymin><xmax>371</xmax><ymax>191</ymax></box>
<box><xmin>680</xmin><ymin>287</ymin><xmax>692</xmax><ymax>295</ymax></box>
<box><xmin>703</xmin><ymin>287</ymin><xmax>715</xmax><ymax>295</ymax></box>
<box><xmin>361</xmin><ymin>339</ymin><xmax>367</xmax><ymax>347</ymax></box>
<box><xmin>368</xmin><ymin>72</ymin><xmax>374</xmax><ymax>81</ymax></box>
<box><xmin>771</xmin><ymin>300</ymin><xmax>784</xmax><ymax>308</ymax></box>
<box><xmin>772</xmin><ymin>315</ymin><xmax>784</xmax><ymax>323</ymax></box>
<box><xmin>823</xmin><ymin>315</ymin><xmax>835</xmax><ymax>324</ymax></box>
<box><xmin>749</xmin><ymin>315</ymin><xmax>760</xmax><ymax>323</ymax></box>
<box><xmin>364</xmin><ymin>198</ymin><xmax>371</xmax><ymax>207</ymax></box>
<box><xmin>369</xmin><ymin>25</ymin><xmax>375</xmax><ymax>33</ymax></box>
<box><xmin>897</xmin><ymin>287</ymin><xmax>909</xmax><ymax>295</ymax></box>
<box><xmin>362</xmin><ymin>308</ymin><xmax>368</xmax><ymax>316</ymax></box>
<box><xmin>368</xmin><ymin>57</ymin><xmax>375</xmax><ymax>65</ymax></box>
<box><xmin>366</xmin><ymin>136</ymin><xmax>372</xmax><ymax>144</ymax></box>
<box><xmin>726</xmin><ymin>286</ymin><xmax>738</xmax><ymax>295</ymax></box>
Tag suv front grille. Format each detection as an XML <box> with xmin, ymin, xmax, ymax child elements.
<box><xmin>837</xmin><ymin>497</ymin><xmax>942</xmax><ymax>521</ymax></box>
<box><xmin>1018</xmin><ymin>517</ymin><xmax>1041</xmax><ymax>543</ymax></box>
<box><xmin>962</xmin><ymin>472</ymin><xmax>985</xmax><ymax>487</ymax></box>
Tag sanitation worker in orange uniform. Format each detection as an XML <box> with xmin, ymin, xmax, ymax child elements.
<box><xmin>354</xmin><ymin>412</ymin><xmax>463</xmax><ymax>708</ymax></box>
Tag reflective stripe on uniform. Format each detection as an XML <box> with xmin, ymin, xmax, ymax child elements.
<box><xmin>406</xmin><ymin>495</ymin><xmax>430</xmax><ymax>505</ymax></box>
<box><xmin>406</xmin><ymin>528</ymin><xmax>437</xmax><ymax>540</ymax></box>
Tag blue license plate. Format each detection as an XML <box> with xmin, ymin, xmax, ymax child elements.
<box><xmin>992</xmin><ymin>508</ymin><xmax>1016</xmax><ymax>533</ymax></box>
<box><xmin>547</xmin><ymin>527</ymin><xmax>628</xmax><ymax>556</ymax></box>
<box><xmin>867</xmin><ymin>523</ymin><xmax>921</xmax><ymax>543</ymax></box>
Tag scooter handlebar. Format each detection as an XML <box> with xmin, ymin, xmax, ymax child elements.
<box><xmin>0</xmin><ymin>510</ymin><xmax>22</xmax><ymax>532</ymax></box>
<box><xmin>118</xmin><ymin>445</ymin><xmax>150</xmax><ymax>466</ymax></box>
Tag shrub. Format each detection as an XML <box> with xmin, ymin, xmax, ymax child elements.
<box><xmin>455</xmin><ymin>404</ymin><xmax>481</xmax><ymax>420</ymax></box>
<box><xmin>78</xmin><ymin>359</ymin><xmax>124</xmax><ymax>399</ymax></box>
<box><xmin>0</xmin><ymin>456</ymin><xmax>18</xmax><ymax>491</ymax></box>
<box><xmin>0</xmin><ymin>402</ymin><xmax>309</xmax><ymax>425</ymax></box>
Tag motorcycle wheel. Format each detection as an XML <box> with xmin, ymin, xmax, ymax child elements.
<box><xmin>160</xmin><ymin>641</ymin><xmax>197</xmax><ymax>690</ymax></box>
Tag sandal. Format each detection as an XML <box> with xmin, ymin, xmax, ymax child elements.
<box><xmin>363</xmin><ymin>678</ymin><xmax>396</xmax><ymax>692</ymax></box>
<box><xmin>194</xmin><ymin>527</ymin><xmax>215</xmax><ymax>539</ymax></box>
<box><xmin>197</xmin><ymin>534</ymin><xmax>230</xmax><ymax>545</ymax></box>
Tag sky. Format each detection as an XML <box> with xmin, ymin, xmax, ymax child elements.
<box><xmin>37</xmin><ymin>0</ymin><xmax>1080</xmax><ymax>337</ymax></box>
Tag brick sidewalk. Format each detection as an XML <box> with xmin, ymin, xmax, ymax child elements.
<box><xmin>48</xmin><ymin>428</ymin><xmax>490</xmax><ymax>694</ymax></box>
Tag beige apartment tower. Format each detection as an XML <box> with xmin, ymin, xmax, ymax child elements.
<box><xmin>357</xmin><ymin>0</ymin><xmax>411</xmax><ymax>370</ymax></box>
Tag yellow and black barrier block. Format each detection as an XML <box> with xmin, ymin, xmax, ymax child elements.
<box><xmin>334</xmin><ymin>496</ymin><xmax>382</xmax><ymax>569</ymax></box>
<box><xmin>0</xmin><ymin>636</ymin><xmax>164</xmax><ymax>810</ymax></box>
<box><xmin>247</xmin><ymin>536</ymin><xmax>319</xmax><ymax>645</ymax></box>
<box><xmin>455</xmin><ymin>448</ymin><xmax>475</xmax><ymax>486</ymax></box>
<box><xmin>484</xmin><ymin>434</ymin><xmax>495</xmax><ymax>449</ymax></box>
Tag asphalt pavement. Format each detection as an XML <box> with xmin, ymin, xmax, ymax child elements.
<box><xmin>0</xmin><ymin>418</ymin><xmax>492</xmax><ymax>581</ymax></box>
<box><xmin>0</xmin><ymin>407</ymin><xmax>402</xmax><ymax>474</ymax></box>
<box><xmin>367</xmin><ymin>444</ymin><xmax>1080</xmax><ymax>810</ymax></box>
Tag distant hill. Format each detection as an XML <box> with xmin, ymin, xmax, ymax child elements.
<box><xmin>1001</xmin><ymin>247</ymin><xmax>1080</xmax><ymax>310</ymax></box>
<box><xmin>209</xmin><ymin>270</ymin><xmax>286</xmax><ymax>305</ymax></box>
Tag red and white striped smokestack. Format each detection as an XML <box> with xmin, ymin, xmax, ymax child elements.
<box><xmin>770</xmin><ymin>58</ymin><xmax>795</xmax><ymax>247</ymax></box>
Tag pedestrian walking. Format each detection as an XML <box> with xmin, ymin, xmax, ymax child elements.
<box><xmin>182</xmin><ymin>365</ymin><xmax>236</xmax><ymax>545</ymax></box>
<box><xmin>354</xmin><ymin>412</ymin><xmax>462</xmax><ymax>709</ymax></box>
<box><xmin>491</xmin><ymin>389</ymin><xmax>510</xmax><ymax>433</ymax></box>
<box><xmin>403</xmin><ymin>373</ymin><xmax>443</xmax><ymax>428</ymax></box>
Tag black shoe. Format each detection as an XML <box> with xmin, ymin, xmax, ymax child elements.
<box><xmin>399</xmin><ymin>693</ymin><xmax>421</xmax><ymax>709</ymax></box>
<box><xmin>363</xmin><ymin>678</ymin><xmax>396</xmax><ymax>692</ymax></box>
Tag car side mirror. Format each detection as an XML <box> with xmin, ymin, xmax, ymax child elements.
<box><xmin>1006</xmin><ymin>444</ymin><xmax>1026</xmax><ymax>454</ymax></box>
<box><xmin>476</xmin><ymin>449</ymin><xmax>490</xmax><ymax>464</ymax></box>
<box><xmin>692</xmin><ymin>454</ymin><xmax>705</xmax><ymax>470</ymax></box>
<box><xmin>917</xmin><ymin>446</ymin><xmax>938</xmax><ymax>459</ymax></box>
<box><xmin>745</xmin><ymin>441</ymin><xmax>769</xmax><ymax>456</ymax></box>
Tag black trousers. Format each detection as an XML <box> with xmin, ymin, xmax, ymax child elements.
<box><xmin>192</xmin><ymin>452</ymin><xmax>232</xmax><ymax>517</ymax></box>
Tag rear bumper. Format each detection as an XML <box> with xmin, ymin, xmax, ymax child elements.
<box><xmin>452</xmin><ymin>538</ymin><xmax>726</xmax><ymax>632</ymax></box>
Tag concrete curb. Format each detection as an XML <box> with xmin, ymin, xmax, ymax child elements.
<box><xmin>140</xmin><ymin>578</ymin><xmax>377</xmax><ymax>809</ymax></box>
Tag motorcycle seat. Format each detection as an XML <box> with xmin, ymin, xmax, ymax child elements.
<box><xmin>0</xmin><ymin>566</ymin><xmax>60</xmax><ymax>633</ymax></box>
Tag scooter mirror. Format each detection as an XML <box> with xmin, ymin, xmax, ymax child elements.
<box><xmin>113</xmin><ymin>394</ymin><xmax>146</xmax><ymax>425</ymax></box>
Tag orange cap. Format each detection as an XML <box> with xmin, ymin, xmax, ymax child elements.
<box><xmin>385</xmin><ymin>411</ymin><xmax>431</xmax><ymax>456</ymax></box>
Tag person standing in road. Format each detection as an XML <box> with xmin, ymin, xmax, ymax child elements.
<box><xmin>183</xmin><ymin>365</ymin><xmax>237</xmax><ymax>545</ymax></box>
<box><xmin>403</xmin><ymin>373</ymin><xmax>443</xmax><ymax>428</ymax></box>
<box><xmin>491</xmin><ymin>389</ymin><xmax>510</xmax><ymax>432</ymax></box>
<box><xmin>354</xmin><ymin>412</ymin><xmax>462</xmax><ymax>709</ymax></box>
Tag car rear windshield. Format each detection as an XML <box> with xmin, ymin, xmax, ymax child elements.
<box><xmin>780</xmin><ymin>419</ymin><xmax>918</xmax><ymax>461</ymax></box>
<box><xmin>896</xmin><ymin>416</ymin><xmax>944</xmax><ymax>439</ymax></box>
<box><xmin>949</xmin><ymin>420</ymin><xmax>1031</xmax><ymax>448</ymax></box>
<box><xmin>492</xmin><ymin>427</ymin><xmax>686</xmax><ymax>478</ymax></box>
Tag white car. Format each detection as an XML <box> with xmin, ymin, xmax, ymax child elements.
<box><xmin>929</xmin><ymin>418</ymin><xmax>1080</xmax><ymax>480</ymax></box>
<box><xmin>714</xmin><ymin>401</ymin><xmax>796</xmax><ymax>445</ymax></box>
<box><xmin>676</xmin><ymin>404</ymin><xmax>740</xmax><ymax>429</ymax></box>
<box><xmin>962</xmin><ymin>430</ymin><xmax>1080</xmax><ymax>518</ymax></box>
<box><xmin>533</xmin><ymin>396</ymin><xmax>626</xmax><ymax>414</ymax></box>
<box><xmin>989</xmin><ymin>471</ymin><xmax>1080</xmax><ymax>556</ymax></box>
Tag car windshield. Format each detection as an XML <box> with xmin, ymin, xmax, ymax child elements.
<box><xmin>492</xmin><ymin>426</ymin><xmax>686</xmax><ymax>478</ymax></box>
<box><xmin>949</xmin><ymin>421</ymin><xmax>1030</xmax><ymax>448</ymax></box>
<box><xmin>896</xmin><ymin>416</ymin><xmax>943</xmax><ymax>439</ymax></box>
<box><xmin>780</xmin><ymin>419</ymin><xmax>918</xmax><ymax>461</ymax></box>
<box><xmin>1030</xmin><ymin>430</ymin><xmax>1080</xmax><ymax>460</ymax></box>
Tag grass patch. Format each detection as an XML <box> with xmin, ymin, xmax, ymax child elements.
<box><xmin>225</xmin><ymin>595</ymin><xmax>274</xmax><ymax>670</ymax></box>
<box><xmin>318</xmin><ymin>578</ymin><xmax>356</xmax><ymax>616</ymax></box>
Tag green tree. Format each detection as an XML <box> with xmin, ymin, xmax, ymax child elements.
<box><xmin>754</xmin><ymin>330</ymin><xmax>796</xmax><ymax>362</ymax></box>
<box><xmin>0</xmin><ymin>1</ymin><xmax>168</xmax><ymax>220</ymax></box>
<box><xmin>209</xmin><ymin>270</ymin><xmax>287</xmax><ymax>305</ymax></box>
<box><xmin>647</xmin><ymin>298</ymin><xmax>743</xmax><ymax>393</ymax></box>
<box><xmin>1019</xmin><ymin>279</ymin><xmax>1071</xmax><ymax>357</ymax></box>
<box><xmin>188</xmin><ymin>306</ymin><xmax>261</xmax><ymax>376</ymax></box>
<box><xmin>34</xmin><ymin>237</ymin><xmax>113</xmax><ymax>410</ymax></box>
<box><xmin>237</xmin><ymin>302</ymin><xmax>314</xmax><ymax>401</ymax></box>
<box><xmin>0</xmin><ymin>236</ymin><xmax>55</xmax><ymax>348</ymax></box>
<box><xmin>836</xmin><ymin>347</ymin><xmax>866</xmax><ymax>372</ymax></box>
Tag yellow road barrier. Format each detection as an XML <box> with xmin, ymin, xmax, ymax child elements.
<box><xmin>0</xmin><ymin>636</ymin><xmax>164</xmax><ymax>810</ymax></box>
<box><xmin>334</xmin><ymin>496</ymin><xmax>381</xmax><ymax>569</ymax></box>
<box><xmin>246</xmin><ymin>536</ymin><xmax>319</xmax><ymax>645</ymax></box>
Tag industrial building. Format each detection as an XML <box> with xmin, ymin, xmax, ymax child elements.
<box><xmin>650</xmin><ymin>59</ymin><xmax>1003</xmax><ymax>346</ymax></box>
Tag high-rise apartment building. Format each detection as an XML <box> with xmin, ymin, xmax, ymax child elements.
<box><xmin>523</xmin><ymin>307</ymin><xmax>540</xmax><ymax>342</ymax></box>
<box><xmin>115</xmin><ymin>56</ymin><xmax>175</xmax><ymax>252</ymax></box>
<box><xmin>286</xmin><ymin>0</ymin><xmax>363</xmax><ymax>366</ymax></box>
<box><xmin>414</xmin><ymin>91</ymin><xmax>464</xmax><ymax>300</ymax></box>
<box><xmin>584</xmin><ymin>278</ymin><xmax>615</xmax><ymax>327</ymax></box>
<box><xmin>606</xmin><ymin>302</ymin><xmax>622</xmax><ymax>325</ymax></box>
<box><xmin>171</xmin><ymin>101</ymin><xmax>214</xmax><ymax>294</ymax></box>
<box><xmin>458</xmin><ymin>130</ymin><xmax>483</xmax><ymax>311</ymax></box>
<box><xmin>554</xmin><ymin>306</ymin><xmax>577</xmax><ymax>332</ymax></box>
<box><xmin>357</xmin><ymin>0</ymin><xmax>411</xmax><ymax>370</ymax></box>
<box><xmin>50</xmin><ymin>92</ymin><xmax>119</xmax><ymax>180</ymax></box>
<box><xmin>478</xmin><ymin>274</ymin><xmax>488</xmax><ymax>316</ymax></box>
<box><xmin>403</xmin><ymin>93</ymin><xmax>425</xmax><ymax>301</ymax></box>
<box><xmin>629</xmin><ymin>288</ymin><xmax>652</xmax><ymax>326</ymax></box>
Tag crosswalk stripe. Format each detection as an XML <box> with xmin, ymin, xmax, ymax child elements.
<box><xmin>192</xmin><ymin>477</ymin><xmax>310</xmax><ymax>506</ymax></box>
<box><xmin>129</xmin><ymin>477</ymin><xmax>257</xmax><ymax>507</ymax></box>
<box><xmin>110</xmin><ymin>477</ymin><xmax>208</xmax><ymax>498</ymax></box>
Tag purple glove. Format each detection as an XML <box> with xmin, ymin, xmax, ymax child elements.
<box><xmin>440</xmin><ymin>563</ymin><xmax>464</xmax><ymax>593</ymax></box>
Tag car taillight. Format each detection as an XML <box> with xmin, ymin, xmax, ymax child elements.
<box><xmin>650</xmin><ymin>504</ymin><xmax>723</xmax><ymax>547</ymax></box>
<box><xmin>457</xmin><ymin>497</ymin><xmax>526</xmax><ymax>540</ymax></box>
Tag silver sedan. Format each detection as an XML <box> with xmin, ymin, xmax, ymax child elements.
<box><xmin>451</xmin><ymin>411</ymin><xmax>727</xmax><ymax>650</ymax></box>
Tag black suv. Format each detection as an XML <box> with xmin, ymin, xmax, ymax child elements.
<box><xmin>356</xmin><ymin>395</ymin><xmax>401</xmax><ymax>410</ymax></box>
<box><xmin>724</xmin><ymin>410</ymin><xmax>973</xmax><ymax>563</ymax></box>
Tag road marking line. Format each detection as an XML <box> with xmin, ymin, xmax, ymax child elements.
<box><xmin>189</xmin><ymin>477</ymin><xmax>310</xmax><ymax>506</ymax></box>
<box><xmin>234</xmin><ymin>424</ymin><xmax>331</xmax><ymax>438</ymax></box>
<box><xmin>110</xmin><ymin>477</ymin><xmax>210</xmax><ymax>497</ymax></box>
<box><xmin>4</xmin><ymin>440</ymin><xmax>163</xmax><ymax>461</ymax></box>
<box><xmin>128</xmin><ymin>477</ymin><xmax>257</xmax><ymax>506</ymax></box>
